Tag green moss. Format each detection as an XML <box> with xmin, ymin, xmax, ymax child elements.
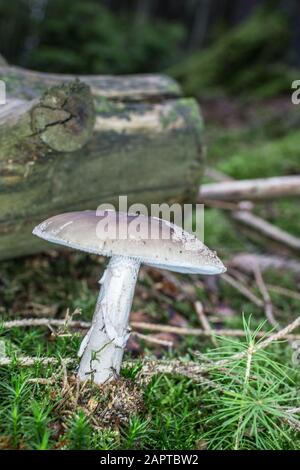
<box><xmin>217</xmin><ymin>131</ymin><xmax>300</xmax><ymax>179</ymax></box>
<box><xmin>204</xmin><ymin>208</ymin><xmax>247</xmax><ymax>254</ymax></box>
<box><xmin>94</xmin><ymin>96</ymin><xmax>120</xmax><ymax>115</ymax></box>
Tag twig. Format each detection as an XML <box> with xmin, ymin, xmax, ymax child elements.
<box><xmin>2</xmin><ymin>318</ymin><xmax>91</xmax><ymax>329</ymax></box>
<box><xmin>199</xmin><ymin>175</ymin><xmax>300</xmax><ymax>202</ymax></box>
<box><xmin>200</xmin><ymin>199</ymin><xmax>253</xmax><ymax>212</ymax></box>
<box><xmin>204</xmin><ymin>167</ymin><xmax>234</xmax><ymax>182</ymax></box>
<box><xmin>229</xmin><ymin>253</ymin><xmax>300</xmax><ymax>276</ymax></box>
<box><xmin>194</xmin><ymin>301</ymin><xmax>218</xmax><ymax>346</ymax></box>
<box><xmin>282</xmin><ymin>415</ymin><xmax>300</xmax><ymax>432</ymax></box>
<box><xmin>1</xmin><ymin>317</ymin><xmax>299</xmax><ymax>371</ymax></box>
<box><xmin>132</xmin><ymin>331</ymin><xmax>173</xmax><ymax>348</ymax></box>
<box><xmin>232</xmin><ymin>211</ymin><xmax>300</xmax><ymax>254</ymax></box>
<box><xmin>135</xmin><ymin>360</ymin><xmax>221</xmax><ymax>390</ymax></box>
<box><xmin>27</xmin><ymin>377</ymin><xmax>55</xmax><ymax>385</ymax></box>
<box><xmin>266</xmin><ymin>284</ymin><xmax>300</xmax><ymax>302</ymax></box>
<box><xmin>0</xmin><ymin>356</ymin><xmax>74</xmax><ymax>367</ymax></box>
<box><xmin>285</xmin><ymin>407</ymin><xmax>300</xmax><ymax>414</ymax></box>
<box><xmin>202</xmin><ymin>170</ymin><xmax>300</xmax><ymax>255</ymax></box>
<box><xmin>256</xmin><ymin>316</ymin><xmax>300</xmax><ymax>348</ymax></box>
<box><xmin>221</xmin><ymin>272</ymin><xmax>264</xmax><ymax>308</ymax></box>
<box><xmin>2</xmin><ymin>318</ymin><xmax>300</xmax><ymax>341</ymax></box>
<box><xmin>253</xmin><ymin>265</ymin><xmax>279</xmax><ymax>330</ymax></box>
<box><xmin>235</xmin><ymin>340</ymin><xmax>255</xmax><ymax>450</ymax></box>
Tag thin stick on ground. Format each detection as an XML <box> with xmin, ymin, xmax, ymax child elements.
<box><xmin>229</xmin><ymin>253</ymin><xmax>300</xmax><ymax>276</ymax></box>
<box><xmin>199</xmin><ymin>175</ymin><xmax>300</xmax><ymax>202</ymax></box>
<box><xmin>1</xmin><ymin>315</ymin><xmax>300</xmax><ymax>372</ymax></box>
<box><xmin>234</xmin><ymin>340</ymin><xmax>255</xmax><ymax>450</ymax></box>
<box><xmin>267</xmin><ymin>284</ymin><xmax>300</xmax><ymax>302</ymax></box>
<box><xmin>194</xmin><ymin>301</ymin><xmax>218</xmax><ymax>346</ymax></box>
<box><xmin>221</xmin><ymin>272</ymin><xmax>264</xmax><ymax>308</ymax></box>
<box><xmin>202</xmin><ymin>168</ymin><xmax>300</xmax><ymax>255</ymax></box>
<box><xmin>0</xmin><ymin>356</ymin><xmax>74</xmax><ymax>367</ymax></box>
<box><xmin>132</xmin><ymin>332</ymin><xmax>173</xmax><ymax>348</ymax></box>
<box><xmin>232</xmin><ymin>210</ymin><xmax>300</xmax><ymax>254</ymax></box>
<box><xmin>253</xmin><ymin>265</ymin><xmax>279</xmax><ymax>330</ymax></box>
<box><xmin>2</xmin><ymin>318</ymin><xmax>300</xmax><ymax>341</ymax></box>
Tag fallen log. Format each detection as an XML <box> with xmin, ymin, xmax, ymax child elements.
<box><xmin>0</xmin><ymin>64</ymin><xmax>204</xmax><ymax>260</ymax></box>
<box><xmin>199</xmin><ymin>175</ymin><xmax>300</xmax><ymax>201</ymax></box>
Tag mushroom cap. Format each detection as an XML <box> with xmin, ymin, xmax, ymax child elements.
<box><xmin>32</xmin><ymin>210</ymin><xmax>226</xmax><ymax>275</ymax></box>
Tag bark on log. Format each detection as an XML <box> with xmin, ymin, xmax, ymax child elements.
<box><xmin>0</xmin><ymin>65</ymin><xmax>204</xmax><ymax>260</ymax></box>
<box><xmin>199</xmin><ymin>175</ymin><xmax>300</xmax><ymax>201</ymax></box>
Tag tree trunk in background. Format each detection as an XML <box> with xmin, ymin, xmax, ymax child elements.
<box><xmin>230</xmin><ymin>0</ymin><xmax>259</xmax><ymax>25</ymax></box>
<box><xmin>19</xmin><ymin>0</ymin><xmax>48</xmax><ymax>65</ymax></box>
<box><xmin>282</xmin><ymin>0</ymin><xmax>300</xmax><ymax>67</ymax></box>
<box><xmin>134</xmin><ymin>0</ymin><xmax>153</xmax><ymax>26</ymax></box>
<box><xmin>0</xmin><ymin>54</ymin><xmax>7</xmax><ymax>66</ymax></box>
<box><xmin>188</xmin><ymin>0</ymin><xmax>211</xmax><ymax>50</ymax></box>
<box><xmin>0</xmin><ymin>64</ymin><xmax>204</xmax><ymax>260</ymax></box>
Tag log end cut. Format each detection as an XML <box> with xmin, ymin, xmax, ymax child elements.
<box><xmin>31</xmin><ymin>80</ymin><xmax>95</xmax><ymax>152</ymax></box>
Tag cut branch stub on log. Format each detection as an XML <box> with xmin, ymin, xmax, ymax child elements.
<box><xmin>0</xmin><ymin>80</ymin><xmax>95</xmax><ymax>155</ymax></box>
<box><xmin>31</xmin><ymin>81</ymin><xmax>95</xmax><ymax>152</ymax></box>
<box><xmin>0</xmin><ymin>66</ymin><xmax>204</xmax><ymax>260</ymax></box>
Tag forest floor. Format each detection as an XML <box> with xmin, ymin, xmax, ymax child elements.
<box><xmin>0</xmin><ymin>95</ymin><xmax>300</xmax><ymax>450</ymax></box>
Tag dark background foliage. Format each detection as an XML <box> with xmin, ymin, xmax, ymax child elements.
<box><xmin>0</xmin><ymin>0</ymin><xmax>299</xmax><ymax>82</ymax></box>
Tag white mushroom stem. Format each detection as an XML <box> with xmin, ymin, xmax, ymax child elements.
<box><xmin>77</xmin><ymin>255</ymin><xmax>140</xmax><ymax>384</ymax></box>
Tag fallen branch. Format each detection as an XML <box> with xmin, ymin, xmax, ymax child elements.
<box><xmin>1</xmin><ymin>315</ymin><xmax>299</xmax><ymax>371</ymax></box>
<box><xmin>2</xmin><ymin>318</ymin><xmax>91</xmax><ymax>330</ymax></box>
<box><xmin>253</xmin><ymin>265</ymin><xmax>279</xmax><ymax>330</ymax></box>
<box><xmin>199</xmin><ymin>175</ymin><xmax>300</xmax><ymax>202</ymax></box>
<box><xmin>202</xmin><ymin>168</ymin><xmax>300</xmax><ymax>255</ymax></box>
<box><xmin>0</xmin><ymin>356</ymin><xmax>74</xmax><ymax>367</ymax></box>
<box><xmin>132</xmin><ymin>332</ymin><xmax>173</xmax><ymax>348</ymax></box>
<box><xmin>2</xmin><ymin>317</ymin><xmax>300</xmax><ymax>341</ymax></box>
<box><xmin>194</xmin><ymin>301</ymin><xmax>218</xmax><ymax>346</ymax></box>
<box><xmin>198</xmin><ymin>199</ymin><xmax>253</xmax><ymax>212</ymax></box>
<box><xmin>267</xmin><ymin>284</ymin><xmax>300</xmax><ymax>302</ymax></box>
<box><xmin>204</xmin><ymin>167</ymin><xmax>234</xmax><ymax>182</ymax></box>
<box><xmin>221</xmin><ymin>272</ymin><xmax>264</xmax><ymax>308</ymax></box>
<box><xmin>232</xmin><ymin>210</ymin><xmax>300</xmax><ymax>254</ymax></box>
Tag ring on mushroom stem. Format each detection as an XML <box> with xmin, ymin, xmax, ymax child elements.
<box><xmin>33</xmin><ymin>210</ymin><xmax>226</xmax><ymax>384</ymax></box>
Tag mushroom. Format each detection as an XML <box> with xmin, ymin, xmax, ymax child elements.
<box><xmin>33</xmin><ymin>210</ymin><xmax>226</xmax><ymax>384</ymax></box>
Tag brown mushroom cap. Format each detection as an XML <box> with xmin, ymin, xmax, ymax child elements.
<box><xmin>33</xmin><ymin>210</ymin><xmax>226</xmax><ymax>275</ymax></box>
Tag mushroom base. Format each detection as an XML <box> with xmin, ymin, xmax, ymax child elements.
<box><xmin>77</xmin><ymin>255</ymin><xmax>140</xmax><ymax>384</ymax></box>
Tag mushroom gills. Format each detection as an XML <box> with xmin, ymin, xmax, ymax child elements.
<box><xmin>77</xmin><ymin>255</ymin><xmax>140</xmax><ymax>384</ymax></box>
